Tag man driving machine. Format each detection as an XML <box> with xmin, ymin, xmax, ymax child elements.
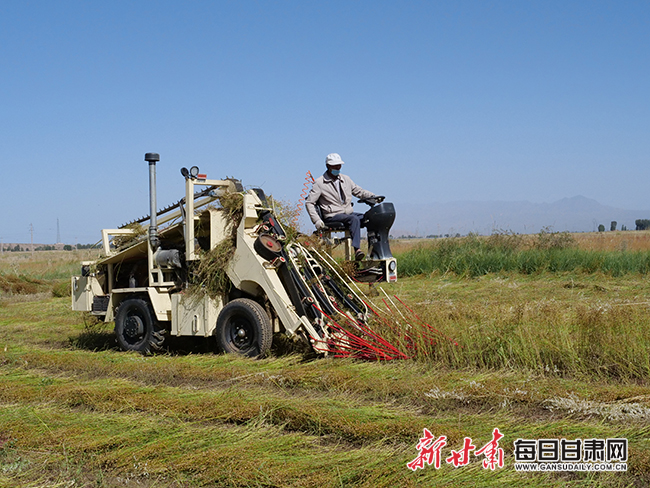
<box><xmin>305</xmin><ymin>153</ymin><xmax>383</xmax><ymax>261</ymax></box>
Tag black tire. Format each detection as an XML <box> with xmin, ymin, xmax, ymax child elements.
<box><xmin>114</xmin><ymin>298</ymin><xmax>165</xmax><ymax>354</ymax></box>
<box><xmin>215</xmin><ymin>298</ymin><xmax>272</xmax><ymax>358</ymax></box>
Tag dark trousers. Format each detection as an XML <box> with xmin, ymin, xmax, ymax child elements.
<box><xmin>324</xmin><ymin>212</ymin><xmax>365</xmax><ymax>249</ymax></box>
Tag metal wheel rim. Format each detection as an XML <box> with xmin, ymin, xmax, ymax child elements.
<box><xmin>227</xmin><ymin>316</ymin><xmax>256</xmax><ymax>351</ymax></box>
<box><xmin>122</xmin><ymin>308</ymin><xmax>147</xmax><ymax>346</ymax></box>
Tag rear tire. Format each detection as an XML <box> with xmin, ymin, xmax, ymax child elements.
<box><xmin>114</xmin><ymin>298</ymin><xmax>165</xmax><ymax>354</ymax></box>
<box><xmin>215</xmin><ymin>298</ymin><xmax>272</xmax><ymax>358</ymax></box>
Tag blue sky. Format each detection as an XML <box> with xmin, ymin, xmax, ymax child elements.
<box><xmin>1</xmin><ymin>1</ymin><xmax>649</xmax><ymax>243</ymax></box>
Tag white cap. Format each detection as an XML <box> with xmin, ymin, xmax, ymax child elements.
<box><xmin>325</xmin><ymin>153</ymin><xmax>345</xmax><ymax>166</ymax></box>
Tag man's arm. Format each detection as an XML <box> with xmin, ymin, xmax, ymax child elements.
<box><xmin>349</xmin><ymin>177</ymin><xmax>376</xmax><ymax>200</ymax></box>
<box><xmin>305</xmin><ymin>183</ymin><xmax>325</xmax><ymax>229</ymax></box>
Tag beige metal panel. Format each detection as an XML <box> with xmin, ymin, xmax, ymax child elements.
<box><xmin>148</xmin><ymin>288</ymin><xmax>173</xmax><ymax>321</ymax></box>
<box><xmin>243</xmin><ymin>191</ymin><xmax>261</xmax><ymax>228</ymax></box>
<box><xmin>97</xmin><ymin>224</ymin><xmax>180</xmax><ymax>266</ymax></box>
<box><xmin>209</xmin><ymin>207</ymin><xmax>229</xmax><ymax>249</ymax></box>
<box><xmin>105</xmin><ymin>292</ymin><xmax>116</xmax><ymax>322</ymax></box>
<box><xmin>108</xmin><ymin>287</ymin><xmax>173</xmax><ymax>322</ymax></box>
<box><xmin>105</xmin><ymin>287</ymin><xmax>151</xmax><ymax>323</ymax></box>
<box><xmin>185</xmin><ymin>177</ymin><xmax>239</xmax><ymax>261</ymax></box>
<box><xmin>107</xmin><ymin>264</ymin><xmax>114</xmax><ymax>293</ymax></box>
<box><xmin>110</xmin><ymin>287</ymin><xmax>150</xmax><ymax>293</ymax></box>
<box><xmin>228</xmin><ymin>245</ymin><xmax>304</xmax><ymax>338</ymax></box>
<box><xmin>71</xmin><ymin>275</ymin><xmax>104</xmax><ymax>312</ymax></box>
<box><xmin>227</xmin><ymin>193</ymin><xmax>318</xmax><ymax>340</ymax></box>
<box><xmin>101</xmin><ymin>229</ymin><xmax>139</xmax><ymax>256</ymax></box>
<box><xmin>171</xmin><ymin>293</ymin><xmax>223</xmax><ymax>337</ymax></box>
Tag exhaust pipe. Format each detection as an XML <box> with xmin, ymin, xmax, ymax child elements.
<box><xmin>145</xmin><ymin>152</ymin><xmax>182</xmax><ymax>268</ymax></box>
<box><xmin>145</xmin><ymin>152</ymin><xmax>160</xmax><ymax>251</ymax></box>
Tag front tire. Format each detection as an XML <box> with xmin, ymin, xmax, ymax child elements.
<box><xmin>114</xmin><ymin>298</ymin><xmax>165</xmax><ymax>354</ymax></box>
<box><xmin>215</xmin><ymin>298</ymin><xmax>272</xmax><ymax>358</ymax></box>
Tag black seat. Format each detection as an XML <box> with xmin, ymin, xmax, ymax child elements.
<box><xmin>314</xmin><ymin>205</ymin><xmax>353</xmax><ymax>259</ymax></box>
<box><xmin>316</xmin><ymin>206</ymin><xmax>347</xmax><ymax>231</ymax></box>
<box><xmin>324</xmin><ymin>221</ymin><xmax>346</xmax><ymax>230</ymax></box>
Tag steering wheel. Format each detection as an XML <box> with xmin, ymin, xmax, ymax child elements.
<box><xmin>357</xmin><ymin>195</ymin><xmax>385</xmax><ymax>207</ymax></box>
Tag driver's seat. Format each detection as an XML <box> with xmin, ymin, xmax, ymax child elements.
<box><xmin>315</xmin><ymin>207</ymin><xmax>353</xmax><ymax>260</ymax></box>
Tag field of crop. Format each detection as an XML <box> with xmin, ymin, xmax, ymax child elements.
<box><xmin>2</xmin><ymin>233</ymin><xmax>650</xmax><ymax>487</ymax></box>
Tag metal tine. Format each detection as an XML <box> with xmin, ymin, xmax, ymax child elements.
<box><xmin>293</xmin><ymin>243</ymin><xmax>342</xmax><ymax>321</ymax></box>
<box><xmin>282</xmin><ymin>243</ymin><xmax>324</xmax><ymax>331</ymax></box>
<box><xmin>119</xmin><ymin>186</ymin><xmax>218</xmax><ymax>228</ymax></box>
<box><xmin>380</xmin><ymin>287</ymin><xmax>409</xmax><ymax>323</ymax></box>
<box><xmin>313</xmin><ymin>247</ymin><xmax>374</xmax><ymax>303</ymax></box>
<box><xmin>310</xmin><ymin>248</ymin><xmax>369</xmax><ymax>318</ymax></box>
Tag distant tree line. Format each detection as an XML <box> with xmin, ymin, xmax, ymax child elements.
<box><xmin>396</xmin><ymin>221</ymin><xmax>650</xmax><ymax>238</ymax></box>
<box><xmin>397</xmin><ymin>234</ymin><xmax>461</xmax><ymax>239</ymax></box>
<box><xmin>35</xmin><ymin>245</ymin><xmax>57</xmax><ymax>251</ymax></box>
<box><xmin>598</xmin><ymin>221</ymin><xmax>631</xmax><ymax>231</ymax></box>
<box><xmin>1</xmin><ymin>243</ymin><xmax>99</xmax><ymax>252</ymax></box>
<box><xmin>75</xmin><ymin>243</ymin><xmax>99</xmax><ymax>249</ymax></box>
<box><xmin>636</xmin><ymin>219</ymin><xmax>650</xmax><ymax>231</ymax></box>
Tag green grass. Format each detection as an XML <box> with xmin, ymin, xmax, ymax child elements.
<box><xmin>396</xmin><ymin>233</ymin><xmax>650</xmax><ymax>277</ymax></box>
<box><xmin>2</xmin><ymin>246</ymin><xmax>650</xmax><ymax>486</ymax></box>
<box><xmin>376</xmin><ymin>272</ymin><xmax>650</xmax><ymax>379</ymax></box>
<box><xmin>0</xmin><ymin>249</ymin><xmax>99</xmax><ymax>302</ymax></box>
<box><xmin>0</xmin><ymin>249</ymin><xmax>100</xmax><ymax>284</ymax></box>
<box><xmin>2</xmin><ymin>285</ymin><xmax>650</xmax><ymax>486</ymax></box>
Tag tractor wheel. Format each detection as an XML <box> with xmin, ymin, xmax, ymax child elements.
<box><xmin>114</xmin><ymin>298</ymin><xmax>165</xmax><ymax>354</ymax></box>
<box><xmin>215</xmin><ymin>298</ymin><xmax>272</xmax><ymax>358</ymax></box>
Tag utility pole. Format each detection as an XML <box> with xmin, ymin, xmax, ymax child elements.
<box><xmin>30</xmin><ymin>223</ymin><xmax>34</xmax><ymax>256</ymax></box>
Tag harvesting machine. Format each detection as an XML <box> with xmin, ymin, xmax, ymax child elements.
<box><xmin>71</xmin><ymin>153</ymin><xmax>399</xmax><ymax>358</ymax></box>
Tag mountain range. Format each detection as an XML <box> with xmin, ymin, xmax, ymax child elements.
<box><xmin>392</xmin><ymin>196</ymin><xmax>650</xmax><ymax>236</ymax></box>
